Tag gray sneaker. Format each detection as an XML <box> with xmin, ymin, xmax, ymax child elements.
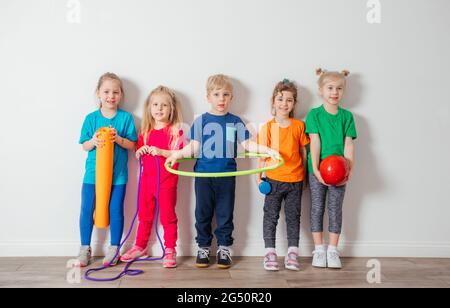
<box><xmin>103</xmin><ymin>246</ymin><xmax>120</xmax><ymax>267</ymax></box>
<box><xmin>77</xmin><ymin>246</ymin><xmax>92</xmax><ymax>267</ymax></box>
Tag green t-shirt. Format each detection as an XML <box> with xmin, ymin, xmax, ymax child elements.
<box><xmin>305</xmin><ymin>105</ymin><xmax>357</xmax><ymax>173</ymax></box>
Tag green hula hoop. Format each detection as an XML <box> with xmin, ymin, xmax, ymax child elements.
<box><xmin>165</xmin><ymin>152</ymin><xmax>284</xmax><ymax>178</ymax></box>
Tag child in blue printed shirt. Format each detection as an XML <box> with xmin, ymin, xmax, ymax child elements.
<box><xmin>167</xmin><ymin>74</ymin><xmax>279</xmax><ymax>269</ymax></box>
<box><xmin>76</xmin><ymin>73</ymin><xmax>137</xmax><ymax>267</ymax></box>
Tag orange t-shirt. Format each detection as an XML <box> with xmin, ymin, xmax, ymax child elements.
<box><xmin>258</xmin><ymin>118</ymin><xmax>310</xmax><ymax>182</ymax></box>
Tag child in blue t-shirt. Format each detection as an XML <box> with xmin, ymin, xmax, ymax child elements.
<box><xmin>76</xmin><ymin>73</ymin><xmax>137</xmax><ymax>267</ymax></box>
<box><xmin>167</xmin><ymin>74</ymin><xmax>278</xmax><ymax>269</ymax></box>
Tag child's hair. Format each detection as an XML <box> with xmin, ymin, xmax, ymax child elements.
<box><xmin>96</xmin><ymin>72</ymin><xmax>125</xmax><ymax>108</ymax></box>
<box><xmin>271</xmin><ymin>79</ymin><xmax>298</xmax><ymax>118</ymax></box>
<box><xmin>141</xmin><ymin>86</ymin><xmax>183</xmax><ymax>149</ymax></box>
<box><xmin>206</xmin><ymin>74</ymin><xmax>233</xmax><ymax>95</ymax></box>
<box><xmin>316</xmin><ymin>68</ymin><xmax>350</xmax><ymax>88</ymax></box>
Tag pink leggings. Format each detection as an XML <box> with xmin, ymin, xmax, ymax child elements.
<box><xmin>136</xmin><ymin>182</ymin><xmax>178</xmax><ymax>249</ymax></box>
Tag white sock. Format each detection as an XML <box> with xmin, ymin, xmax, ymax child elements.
<box><xmin>265</xmin><ymin>248</ymin><xmax>276</xmax><ymax>254</ymax></box>
<box><xmin>315</xmin><ymin>245</ymin><xmax>326</xmax><ymax>251</ymax></box>
<box><xmin>328</xmin><ymin>245</ymin><xmax>338</xmax><ymax>252</ymax></box>
<box><xmin>219</xmin><ymin>245</ymin><xmax>230</xmax><ymax>251</ymax></box>
<box><xmin>288</xmin><ymin>247</ymin><xmax>299</xmax><ymax>254</ymax></box>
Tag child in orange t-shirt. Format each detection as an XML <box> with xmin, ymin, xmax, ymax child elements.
<box><xmin>256</xmin><ymin>79</ymin><xmax>310</xmax><ymax>271</ymax></box>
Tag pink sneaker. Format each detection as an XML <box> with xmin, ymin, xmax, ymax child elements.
<box><xmin>120</xmin><ymin>245</ymin><xmax>148</xmax><ymax>263</ymax></box>
<box><xmin>263</xmin><ymin>252</ymin><xmax>279</xmax><ymax>271</ymax></box>
<box><xmin>285</xmin><ymin>251</ymin><xmax>300</xmax><ymax>271</ymax></box>
<box><xmin>163</xmin><ymin>248</ymin><xmax>177</xmax><ymax>268</ymax></box>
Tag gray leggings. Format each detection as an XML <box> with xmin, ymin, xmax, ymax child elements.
<box><xmin>263</xmin><ymin>178</ymin><xmax>303</xmax><ymax>248</ymax></box>
<box><xmin>309</xmin><ymin>173</ymin><xmax>346</xmax><ymax>234</ymax></box>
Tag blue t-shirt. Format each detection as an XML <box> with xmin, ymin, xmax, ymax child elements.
<box><xmin>79</xmin><ymin>109</ymin><xmax>138</xmax><ymax>185</ymax></box>
<box><xmin>189</xmin><ymin>112</ymin><xmax>251</xmax><ymax>173</ymax></box>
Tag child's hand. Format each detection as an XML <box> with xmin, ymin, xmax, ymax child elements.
<box><xmin>266</xmin><ymin>149</ymin><xmax>280</xmax><ymax>161</ymax></box>
<box><xmin>314</xmin><ymin>170</ymin><xmax>330</xmax><ymax>187</ymax></box>
<box><xmin>91</xmin><ymin>132</ymin><xmax>104</xmax><ymax>148</ymax></box>
<box><xmin>148</xmin><ymin>146</ymin><xmax>163</xmax><ymax>157</ymax></box>
<box><xmin>255</xmin><ymin>175</ymin><xmax>262</xmax><ymax>187</ymax></box>
<box><xmin>136</xmin><ymin>146</ymin><xmax>151</xmax><ymax>159</ymax></box>
<box><xmin>337</xmin><ymin>168</ymin><xmax>352</xmax><ymax>187</ymax></box>
<box><xmin>109</xmin><ymin>126</ymin><xmax>118</xmax><ymax>143</ymax></box>
<box><xmin>166</xmin><ymin>151</ymin><xmax>182</xmax><ymax>167</ymax></box>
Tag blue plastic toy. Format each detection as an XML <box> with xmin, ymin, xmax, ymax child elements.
<box><xmin>259</xmin><ymin>178</ymin><xmax>272</xmax><ymax>195</ymax></box>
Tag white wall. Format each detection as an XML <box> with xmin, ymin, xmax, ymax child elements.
<box><xmin>1</xmin><ymin>0</ymin><xmax>449</xmax><ymax>257</ymax></box>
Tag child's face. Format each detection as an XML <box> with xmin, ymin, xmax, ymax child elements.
<box><xmin>273</xmin><ymin>91</ymin><xmax>295</xmax><ymax>118</ymax></box>
<box><xmin>97</xmin><ymin>79</ymin><xmax>122</xmax><ymax>110</ymax></box>
<box><xmin>150</xmin><ymin>93</ymin><xmax>172</xmax><ymax>123</ymax></box>
<box><xmin>319</xmin><ymin>79</ymin><xmax>346</xmax><ymax>106</ymax></box>
<box><xmin>207</xmin><ymin>88</ymin><xmax>233</xmax><ymax>114</ymax></box>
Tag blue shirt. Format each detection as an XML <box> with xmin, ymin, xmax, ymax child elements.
<box><xmin>189</xmin><ymin>112</ymin><xmax>251</xmax><ymax>173</ymax></box>
<box><xmin>79</xmin><ymin>109</ymin><xmax>138</xmax><ymax>185</ymax></box>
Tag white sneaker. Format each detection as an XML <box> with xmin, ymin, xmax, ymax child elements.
<box><xmin>327</xmin><ymin>250</ymin><xmax>342</xmax><ymax>269</ymax></box>
<box><xmin>103</xmin><ymin>246</ymin><xmax>120</xmax><ymax>267</ymax></box>
<box><xmin>76</xmin><ymin>246</ymin><xmax>92</xmax><ymax>267</ymax></box>
<box><xmin>312</xmin><ymin>249</ymin><xmax>327</xmax><ymax>268</ymax></box>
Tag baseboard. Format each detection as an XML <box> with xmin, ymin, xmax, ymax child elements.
<box><xmin>1</xmin><ymin>240</ymin><xmax>450</xmax><ymax>258</ymax></box>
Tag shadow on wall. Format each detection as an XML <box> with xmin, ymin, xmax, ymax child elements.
<box><xmin>118</xmin><ymin>77</ymin><xmax>142</xmax><ymax>253</ymax></box>
<box><xmin>121</xmin><ymin>78</ymin><xmax>141</xmax><ymax>114</ymax></box>
<box><xmin>296</xmin><ymin>84</ymin><xmax>315</xmax><ymax>253</ymax></box>
<box><xmin>229</xmin><ymin>77</ymin><xmax>252</xmax><ymax>255</ymax></box>
<box><xmin>340</xmin><ymin>73</ymin><xmax>381</xmax><ymax>255</ymax></box>
<box><xmin>297</xmin><ymin>84</ymin><xmax>314</xmax><ymax>120</ymax></box>
<box><xmin>231</xmin><ymin>77</ymin><xmax>251</xmax><ymax>115</ymax></box>
<box><xmin>342</xmin><ymin>111</ymin><xmax>385</xmax><ymax>255</ymax></box>
<box><xmin>171</xmin><ymin>90</ymin><xmax>195</xmax><ymax>256</ymax></box>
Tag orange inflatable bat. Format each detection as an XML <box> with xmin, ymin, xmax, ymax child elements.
<box><xmin>95</xmin><ymin>127</ymin><xmax>114</xmax><ymax>228</ymax></box>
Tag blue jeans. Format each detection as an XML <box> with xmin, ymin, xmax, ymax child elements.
<box><xmin>79</xmin><ymin>184</ymin><xmax>126</xmax><ymax>246</ymax></box>
<box><xmin>195</xmin><ymin>177</ymin><xmax>236</xmax><ymax>247</ymax></box>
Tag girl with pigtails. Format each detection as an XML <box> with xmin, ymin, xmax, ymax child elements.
<box><xmin>305</xmin><ymin>68</ymin><xmax>357</xmax><ymax>269</ymax></box>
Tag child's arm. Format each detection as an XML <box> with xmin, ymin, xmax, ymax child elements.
<box><xmin>255</xmin><ymin>158</ymin><xmax>264</xmax><ymax>186</ymax></box>
<box><xmin>109</xmin><ymin>127</ymin><xmax>136</xmax><ymax>151</ymax></box>
<box><xmin>82</xmin><ymin>131</ymin><xmax>102</xmax><ymax>152</ymax></box>
<box><xmin>240</xmin><ymin>140</ymin><xmax>279</xmax><ymax>160</ymax></box>
<box><xmin>166</xmin><ymin>140</ymin><xmax>201</xmax><ymax>166</ymax></box>
<box><xmin>242</xmin><ymin>141</ymin><xmax>280</xmax><ymax>184</ymax></box>
<box><xmin>309</xmin><ymin>134</ymin><xmax>328</xmax><ymax>186</ymax></box>
<box><xmin>301</xmin><ymin>146</ymin><xmax>308</xmax><ymax>189</ymax></box>
<box><xmin>115</xmin><ymin>136</ymin><xmax>136</xmax><ymax>151</ymax></box>
<box><xmin>301</xmin><ymin>146</ymin><xmax>307</xmax><ymax>168</ymax></box>
<box><xmin>344</xmin><ymin>137</ymin><xmax>355</xmax><ymax>181</ymax></box>
<box><xmin>148</xmin><ymin>148</ymin><xmax>176</xmax><ymax>159</ymax></box>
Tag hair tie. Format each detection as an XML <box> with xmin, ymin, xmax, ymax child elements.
<box><xmin>282</xmin><ymin>79</ymin><xmax>290</xmax><ymax>85</ymax></box>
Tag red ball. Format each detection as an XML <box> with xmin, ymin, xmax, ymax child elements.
<box><xmin>319</xmin><ymin>155</ymin><xmax>350</xmax><ymax>186</ymax></box>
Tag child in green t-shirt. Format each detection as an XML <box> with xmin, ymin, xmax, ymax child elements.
<box><xmin>305</xmin><ymin>68</ymin><xmax>357</xmax><ymax>269</ymax></box>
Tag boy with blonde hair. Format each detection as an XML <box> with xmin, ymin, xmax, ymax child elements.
<box><xmin>167</xmin><ymin>74</ymin><xmax>278</xmax><ymax>268</ymax></box>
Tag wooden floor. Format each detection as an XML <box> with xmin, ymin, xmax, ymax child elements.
<box><xmin>1</xmin><ymin>257</ymin><xmax>449</xmax><ymax>288</ymax></box>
